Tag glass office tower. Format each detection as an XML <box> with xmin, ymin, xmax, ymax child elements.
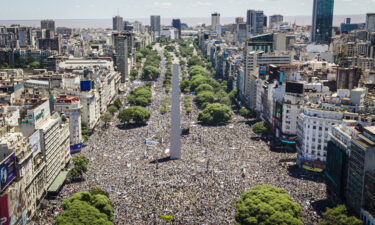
<box><xmin>311</xmin><ymin>0</ymin><xmax>334</xmax><ymax>44</ymax></box>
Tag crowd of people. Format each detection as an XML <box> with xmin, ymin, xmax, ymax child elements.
<box><xmin>34</xmin><ymin>44</ymin><xmax>327</xmax><ymax>225</ymax></box>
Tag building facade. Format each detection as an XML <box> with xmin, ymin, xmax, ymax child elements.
<box><xmin>311</xmin><ymin>0</ymin><xmax>334</xmax><ymax>43</ymax></box>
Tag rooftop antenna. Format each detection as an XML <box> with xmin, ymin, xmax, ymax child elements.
<box><xmin>117</xmin><ymin>8</ymin><xmax>120</xmax><ymax>16</ymax></box>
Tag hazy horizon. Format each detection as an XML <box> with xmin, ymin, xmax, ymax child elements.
<box><xmin>0</xmin><ymin>14</ymin><xmax>367</xmax><ymax>28</ymax></box>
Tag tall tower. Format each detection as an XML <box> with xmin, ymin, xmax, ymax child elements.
<box><xmin>246</xmin><ymin>10</ymin><xmax>264</xmax><ymax>36</ymax></box>
<box><xmin>41</xmin><ymin>19</ymin><xmax>55</xmax><ymax>32</ymax></box>
<box><xmin>113</xmin><ymin>16</ymin><xmax>124</xmax><ymax>31</ymax></box>
<box><xmin>172</xmin><ymin>19</ymin><xmax>182</xmax><ymax>38</ymax></box>
<box><xmin>211</xmin><ymin>13</ymin><xmax>220</xmax><ymax>30</ymax></box>
<box><xmin>150</xmin><ymin>15</ymin><xmax>161</xmax><ymax>35</ymax></box>
<box><xmin>170</xmin><ymin>64</ymin><xmax>181</xmax><ymax>159</ymax></box>
<box><xmin>366</xmin><ymin>13</ymin><xmax>375</xmax><ymax>32</ymax></box>
<box><xmin>311</xmin><ymin>0</ymin><xmax>334</xmax><ymax>44</ymax></box>
<box><xmin>114</xmin><ymin>34</ymin><xmax>128</xmax><ymax>83</ymax></box>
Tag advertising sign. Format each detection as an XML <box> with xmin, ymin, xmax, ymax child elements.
<box><xmin>70</xmin><ymin>143</ymin><xmax>84</xmax><ymax>153</ymax></box>
<box><xmin>27</xmin><ymin>100</ymin><xmax>50</xmax><ymax>126</ymax></box>
<box><xmin>29</xmin><ymin>130</ymin><xmax>42</xmax><ymax>157</ymax></box>
<box><xmin>80</xmin><ymin>80</ymin><xmax>92</xmax><ymax>91</ymax></box>
<box><xmin>0</xmin><ymin>194</ymin><xmax>9</xmax><ymax>225</ymax></box>
<box><xmin>0</xmin><ymin>154</ymin><xmax>16</xmax><ymax>192</ymax></box>
<box><xmin>259</xmin><ymin>65</ymin><xmax>267</xmax><ymax>75</ymax></box>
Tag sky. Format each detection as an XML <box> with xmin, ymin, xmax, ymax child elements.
<box><xmin>0</xmin><ymin>0</ymin><xmax>374</xmax><ymax>20</ymax></box>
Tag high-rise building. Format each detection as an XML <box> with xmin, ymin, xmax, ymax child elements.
<box><xmin>113</xmin><ymin>16</ymin><xmax>124</xmax><ymax>31</ymax></box>
<box><xmin>235</xmin><ymin>17</ymin><xmax>244</xmax><ymax>24</ymax></box>
<box><xmin>246</xmin><ymin>10</ymin><xmax>264</xmax><ymax>36</ymax></box>
<box><xmin>211</xmin><ymin>12</ymin><xmax>220</xmax><ymax>30</ymax></box>
<box><xmin>346</xmin><ymin>126</ymin><xmax>375</xmax><ymax>214</ymax></box>
<box><xmin>150</xmin><ymin>15</ymin><xmax>161</xmax><ymax>35</ymax></box>
<box><xmin>336</xmin><ymin>67</ymin><xmax>361</xmax><ymax>90</ymax></box>
<box><xmin>263</xmin><ymin>15</ymin><xmax>267</xmax><ymax>27</ymax></box>
<box><xmin>366</xmin><ymin>13</ymin><xmax>375</xmax><ymax>32</ymax></box>
<box><xmin>41</xmin><ymin>19</ymin><xmax>55</xmax><ymax>32</ymax></box>
<box><xmin>235</xmin><ymin>23</ymin><xmax>247</xmax><ymax>44</ymax></box>
<box><xmin>269</xmin><ymin>15</ymin><xmax>284</xmax><ymax>29</ymax></box>
<box><xmin>172</xmin><ymin>19</ymin><xmax>182</xmax><ymax>38</ymax></box>
<box><xmin>311</xmin><ymin>0</ymin><xmax>334</xmax><ymax>44</ymax></box>
<box><xmin>114</xmin><ymin>34</ymin><xmax>129</xmax><ymax>83</ymax></box>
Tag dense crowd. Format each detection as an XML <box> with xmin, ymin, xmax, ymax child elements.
<box><xmin>33</xmin><ymin>44</ymin><xmax>327</xmax><ymax>225</ymax></box>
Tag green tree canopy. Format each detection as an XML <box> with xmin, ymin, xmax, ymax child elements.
<box><xmin>235</xmin><ymin>185</ymin><xmax>303</xmax><ymax>225</ymax></box>
<box><xmin>114</xmin><ymin>98</ymin><xmax>122</xmax><ymax>110</ymax></box>
<box><xmin>142</xmin><ymin>65</ymin><xmax>160</xmax><ymax>81</ymax></box>
<box><xmin>29</xmin><ymin>61</ymin><xmax>41</xmax><ymax>69</ymax></box>
<box><xmin>189</xmin><ymin>65</ymin><xmax>207</xmax><ymax>77</ymax></box>
<box><xmin>101</xmin><ymin>113</ymin><xmax>112</xmax><ymax>126</ymax></box>
<box><xmin>107</xmin><ymin>105</ymin><xmax>118</xmax><ymax>115</ymax></box>
<box><xmin>180</xmin><ymin>80</ymin><xmax>191</xmax><ymax>93</ymax></box>
<box><xmin>190</xmin><ymin>75</ymin><xmax>210</xmax><ymax>91</ymax></box>
<box><xmin>130</xmin><ymin>69</ymin><xmax>138</xmax><ymax>81</ymax></box>
<box><xmin>58</xmin><ymin>190</ymin><xmax>114</xmax><ymax>225</ymax></box>
<box><xmin>188</xmin><ymin>56</ymin><xmax>204</xmax><ymax>67</ymax></box>
<box><xmin>56</xmin><ymin>200</ymin><xmax>113</xmax><ymax>225</ymax></box>
<box><xmin>127</xmin><ymin>87</ymin><xmax>152</xmax><ymax>106</ymax></box>
<box><xmin>252</xmin><ymin>121</ymin><xmax>267</xmax><ymax>135</ymax></box>
<box><xmin>195</xmin><ymin>84</ymin><xmax>214</xmax><ymax>94</ymax></box>
<box><xmin>118</xmin><ymin>106</ymin><xmax>151</xmax><ymax>125</ymax></box>
<box><xmin>135</xmin><ymin>52</ymin><xmax>143</xmax><ymax>63</ymax></box>
<box><xmin>195</xmin><ymin>91</ymin><xmax>216</xmax><ymax>108</ymax></box>
<box><xmin>198</xmin><ymin>103</ymin><xmax>232</xmax><ymax>125</ymax></box>
<box><xmin>320</xmin><ymin>205</ymin><xmax>362</xmax><ymax>225</ymax></box>
<box><xmin>240</xmin><ymin>107</ymin><xmax>254</xmax><ymax>118</ymax></box>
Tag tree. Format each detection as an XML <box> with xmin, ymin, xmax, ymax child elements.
<box><xmin>29</xmin><ymin>61</ymin><xmax>41</xmax><ymax>69</ymax></box>
<box><xmin>107</xmin><ymin>105</ymin><xmax>118</xmax><ymax>115</ymax></box>
<box><xmin>190</xmin><ymin>75</ymin><xmax>210</xmax><ymax>91</ymax></box>
<box><xmin>252</xmin><ymin>121</ymin><xmax>267</xmax><ymax>135</ymax></box>
<box><xmin>101</xmin><ymin>113</ymin><xmax>112</xmax><ymax>127</ymax></box>
<box><xmin>127</xmin><ymin>87</ymin><xmax>152</xmax><ymax>106</ymax></box>
<box><xmin>198</xmin><ymin>103</ymin><xmax>232</xmax><ymax>125</ymax></box>
<box><xmin>239</xmin><ymin>107</ymin><xmax>253</xmax><ymax>118</ymax></box>
<box><xmin>56</xmin><ymin>200</ymin><xmax>113</xmax><ymax>225</ymax></box>
<box><xmin>188</xmin><ymin>56</ymin><xmax>203</xmax><ymax>67</ymax></box>
<box><xmin>195</xmin><ymin>91</ymin><xmax>216</xmax><ymax>108</ymax></box>
<box><xmin>195</xmin><ymin>84</ymin><xmax>214</xmax><ymax>94</ymax></box>
<box><xmin>114</xmin><ymin>98</ymin><xmax>122</xmax><ymax>110</ymax></box>
<box><xmin>81</xmin><ymin>124</ymin><xmax>90</xmax><ymax>141</ymax></box>
<box><xmin>135</xmin><ymin>52</ymin><xmax>143</xmax><ymax>63</ymax></box>
<box><xmin>118</xmin><ymin>106</ymin><xmax>151</xmax><ymax>125</ymax></box>
<box><xmin>130</xmin><ymin>69</ymin><xmax>138</xmax><ymax>81</ymax></box>
<box><xmin>180</xmin><ymin>80</ymin><xmax>191</xmax><ymax>93</ymax></box>
<box><xmin>69</xmin><ymin>156</ymin><xmax>89</xmax><ymax>180</ymax></box>
<box><xmin>189</xmin><ymin>65</ymin><xmax>207</xmax><ymax>77</ymax></box>
<box><xmin>90</xmin><ymin>187</ymin><xmax>109</xmax><ymax>198</ymax></box>
<box><xmin>320</xmin><ymin>205</ymin><xmax>362</xmax><ymax>225</ymax></box>
<box><xmin>235</xmin><ymin>185</ymin><xmax>303</xmax><ymax>225</ymax></box>
<box><xmin>229</xmin><ymin>89</ymin><xmax>238</xmax><ymax>104</ymax></box>
<box><xmin>57</xmin><ymin>190</ymin><xmax>114</xmax><ymax>225</ymax></box>
<box><xmin>142</xmin><ymin>65</ymin><xmax>160</xmax><ymax>80</ymax></box>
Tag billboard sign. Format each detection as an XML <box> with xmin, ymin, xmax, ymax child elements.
<box><xmin>80</xmin><ymin>80</ymin><xmax>92</xmax><ymax>91</ymax></box>
<box><xmin>0</xmin><ymin>154</ymin><xmax>17</xmax><ymax>192</ymax></box>
<box><xmin>27</xmin><ymin>100</ymin><xmax>50</xmax><ymax>126</ymax></box>
<box><xmin>0</xmin><ymin>194</ymin><xmax>9</xmax><ymax>225</ymax></box>
<box><xmin>259</xmin><ymin>65</ymin><xmax>267</xmax><ymax>75</ymax></box>
<box><xmin>29</xmin><ymin>130</ymin><xmax>42</xmax><ymax>157</ymax></box>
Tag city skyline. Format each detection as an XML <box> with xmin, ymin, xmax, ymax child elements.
<box><xmin>1</xmin><ymin>0</ymin><xmax>374</xmax><ymax>20</ymax></box>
